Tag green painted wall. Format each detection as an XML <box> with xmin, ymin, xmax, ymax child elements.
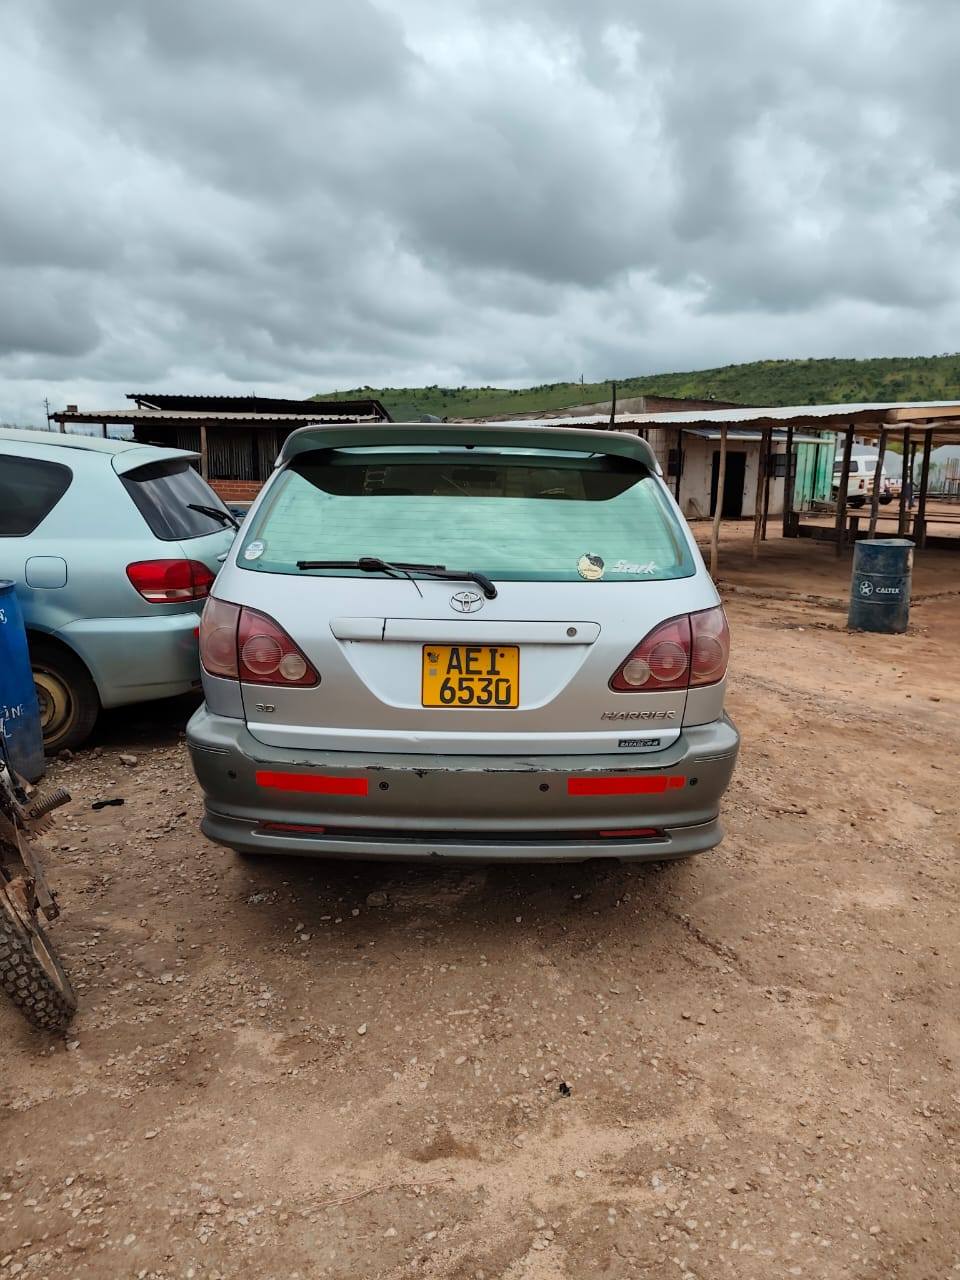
<box><xmin>794</xmin><ymin>437</ymin><xmax>836</xmax><ymax>508</ymax></box>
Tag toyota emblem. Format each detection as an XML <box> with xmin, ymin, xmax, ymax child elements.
<box><xmin>450</xmin><ymin>590</ymin><xmax>484</xmax><ymax>614</ymax></box>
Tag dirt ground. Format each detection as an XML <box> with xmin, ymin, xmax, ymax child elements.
<box><xmin>2</xmin><ymin>532</ymin><xmax>959</xmax><ymax>1280</ymax></box>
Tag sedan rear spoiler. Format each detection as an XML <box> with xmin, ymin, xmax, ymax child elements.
<box><xmin>111</xmin><ymin>445</ymin><xmax>201</xmax><ymax>476</ymax></box>
<box><xmin>275</xmin><ymin>422</ymin><xmax>661</xmax><ymax>475</ymax></box>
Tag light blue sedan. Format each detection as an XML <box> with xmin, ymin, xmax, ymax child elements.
<box><xmin>0</xmin><ymin>429</ymin><xmax>237</xmax><ymax>751</ymax></box>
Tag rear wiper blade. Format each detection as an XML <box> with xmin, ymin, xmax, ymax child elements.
<box><xmin>296</xmin><ymin>557</ymin><xmax>498</xmax><ymax>599</ymax></box>
<box><xmin>391</xmin><ymin>561</ymin><xmax>498</xmax><ymax>599</ymax></box>
<box><xmin>188</xmin><ymin>502</ymin><xmax>239</xmax><ymax>529</ymax></box>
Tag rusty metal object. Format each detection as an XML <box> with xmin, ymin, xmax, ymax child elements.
<box><xmin>0</xmin><ymin>763</ymin><xmax>69</xmax><ymax>921</ymax></box>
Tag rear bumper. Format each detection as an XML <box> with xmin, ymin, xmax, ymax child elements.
<box><xmin>59</xmin><ymin>611</ymin><xmax>202</xmax><ymax>709</ymax></box>
<box><xmin>187</xmin><ymin>708</ymin><xmax>740</xmax><ymax>862</ymax></box>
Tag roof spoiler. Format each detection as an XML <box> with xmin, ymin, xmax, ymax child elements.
<box><xmin>275</xmin><ymin>422</ymin><xmax>661</xmax><ymax>474</ymax></box>
<box><xmin>111</xmin><ymin>445</ymin><xmax>200</xmax><ymax>475</ymax></box>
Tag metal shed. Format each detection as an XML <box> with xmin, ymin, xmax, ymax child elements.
<box><xmin>49</xmin><ymin>395</ymin><xmax>393</xmax><ymax>504</ymax></box>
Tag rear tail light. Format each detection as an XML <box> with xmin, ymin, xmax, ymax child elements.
<box><xmin>610</xmin><ymin>616</ymin><xmax>691</xmax><ymax>692</ymax></box>
<box><xmin>199</xmin><ymin>598</ymin><xmax>240</xmax><ymax>678</ymax></box>
<box><xmin>126</xmin><ymin>559</ymin><xmax>215</xmax><ymax>603</ymax></box>
<box><xmin>609</xmin><ymin>607</ymin><xmax>729</xmax><ymax>692</ymax></box>
<box><xmin>199</xmin><ymin>598</ymin><xmax>319</xmax><ymax>687</ymax></box>
<box><xmin>690</xmin><ymin>606</ymin><xmax>730</xmax><ymax>685</ymax></box>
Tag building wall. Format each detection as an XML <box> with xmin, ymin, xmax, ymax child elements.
<box><xmin>794</xmin><ymin>440</ymin><xmax>835</xmax><ymax>507</ymax></box>
<box><xmin>642</xmin><ymin>428</ymin><xmax>787</xmax><ymax>519</ymax></box>
<box><xmin>209</xmin><ymin>480</ymin><xmax>261</xmax><ymax>506</ymax></box>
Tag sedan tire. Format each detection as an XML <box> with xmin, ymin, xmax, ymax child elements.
<box><xmin>30</xmin><ymin>639</ymin><xmax>101</xmax><ymax>754</ymax></box>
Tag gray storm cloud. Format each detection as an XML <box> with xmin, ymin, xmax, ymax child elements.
<box><xmin>1</xmin><ymin>0</ymin><xmax>959</xmax><ymax>421</ymax></box>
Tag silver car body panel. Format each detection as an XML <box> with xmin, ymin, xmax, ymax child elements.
<box><xmin>190</xmin><ymin>422</ymin><xmax>739</xmax><ymax>858</ymax></box>
<box><xmin>213</xmin><ymin>422</ymin><xmax>720</xmax><ymax>758</ymax></box>
<box><xmin>230</xmin><ymin>575</ymin><xmax>708</xmax><ymax>755</ymax></box>
<box><xmin>188</xmin><ymin>706</ymin><xmax>738</xmax><ymax>862</ymax></box>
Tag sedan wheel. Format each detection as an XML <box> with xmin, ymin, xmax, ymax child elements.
<box><xmin>29</xmin><ymin>641</ymin><xmax>100</xmax><ymax>753</ymax></box>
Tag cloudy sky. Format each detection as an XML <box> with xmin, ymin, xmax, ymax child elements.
<box><xmin>2</xmin><ymin>0</ymin><xmax>959</xmax><ymax>422</ymax></box>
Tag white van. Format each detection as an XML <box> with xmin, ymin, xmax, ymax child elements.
<box><xmin>832</xmin><ymin>456</ymin><xmax>893</xmax><ymax>508</ymax></box>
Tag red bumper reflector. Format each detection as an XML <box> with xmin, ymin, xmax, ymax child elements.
<box><xmin>597</xmin><ymin>827</ymin><xmax>661</xmax><ymax>838</ymax></box>
<box><xmin>255</xmin><ymin>771</ymin><xmax>368</xmax><ymax>796</ymax></box>
<box><xmin>567</xmin><ymin>774</ymin><xmax>685</xmax><ymax>797</ymax></box>
<box><xmin>259</xmin><ymin>821</ymin><xmax>327</xmax><ymax>834</ymax></box>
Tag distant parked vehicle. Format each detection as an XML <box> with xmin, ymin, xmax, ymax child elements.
<box><xmin>0</xmin><ymin>430</ymin><xmax>237</xmax><ymax>752</ymax></box>
<box><xmin>832</xmin><ymin>456</ymin><xmax>893</xmax><ymax>508</ymax></box>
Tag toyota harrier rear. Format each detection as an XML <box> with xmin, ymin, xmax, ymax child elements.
<box><xmin>186</xmin><ymin>422</ymin><xmax>739</xmax><ymax>861</ymax></box>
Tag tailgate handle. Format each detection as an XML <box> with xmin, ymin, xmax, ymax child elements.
<box><xmin>382</xmin><ymin>620</ymin><xmax>600</xmax><ymax>644</ymax></box>
<box><xmin>331</xmin><ymin>617</ymin><xmax>387</xmax><ymax>641</ymax></box>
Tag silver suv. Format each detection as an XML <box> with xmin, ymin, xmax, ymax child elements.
<box><xmin>187</xmin><ymin>423</ymin><xmax>739</xmax><ymax>861</ymax></box>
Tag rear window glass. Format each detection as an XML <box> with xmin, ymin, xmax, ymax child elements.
<box><xmin>0</xmin><ymin>455</ymin><xmax>72</xmax><ymax>536</ymax></box>
<box><xmin>121</xmin><ymin>461</ymin><xmax>234</xmax><ymax>541</ymax></box>
<box><xmin>240</xmin><ymin>448</ymin><xmax>695</xmax><ymax>583</ymax></box>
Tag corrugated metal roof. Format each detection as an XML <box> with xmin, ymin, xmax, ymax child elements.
<box><xmin>459</xmin><ymin>401</ymin><xmax>960</xmax><ymax>431</ymax></box>
<box><xmin>128</xmin><ymin>393</ymin><xmax>392</xmax><ymax>420</ymax></box>
<box><xmin>625</xmin><ymin>400</ymin><xmax>960</xmax><ymax>426</ymax></box>
<box><xmin>683</xmin><ymin>427</ymin><xmax>825</xmax><ymax>443</ymax></box>
<box><xmin>51</xmin><ymin>409</ymin><xmax>385</xmax><ymax>425</ymax></box>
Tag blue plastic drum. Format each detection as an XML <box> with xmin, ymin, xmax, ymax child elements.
<box><xmin>0</xmin><ymin>581</ymin><xmax>45</xmax><ymax>782</ymax></box>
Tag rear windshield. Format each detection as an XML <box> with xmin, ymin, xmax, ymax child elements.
<box><xmin>121</xmin><ymin>460</ymin><xmax>233</xmax><ymax>541</ymax></box>
<box><xmin>239</xmin><ymin>448</ymin><xmax>695</xmax><ymax>583</ymax></box>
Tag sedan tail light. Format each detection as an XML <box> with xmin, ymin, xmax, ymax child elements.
<box><xmin>199</xmin><ymin>598</ymin><xmax>319</xmax><ymax>687</ymax></box>
<box><xmin>127</xmin><ymin>559</ymin><xmax>215</xmax><ymax>603</ymax></box>
<box><xmin>609</xmin><ymin>606</ymin><xmax>729</xmax><ymax>692</ymax></box>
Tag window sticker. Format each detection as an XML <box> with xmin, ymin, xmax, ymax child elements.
<box><xmin>244</xmin><ymin>540</ymin><xmax>266</xmax><ymax>561</ymax></box>
<box><xmin>577</xmin><ymin>553</ymin><xmax>605</xmax><ymax>581</ymax></box>
<box><xmin>613</xmin><ymin>559</ymin><xmax>658</xmax><ymax>575</ymax></box>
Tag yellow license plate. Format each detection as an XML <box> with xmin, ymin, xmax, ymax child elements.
<box><xmin>421</xmin><ymin>645</ymin><xmax>519</xmax><ymax>708</ymax></box>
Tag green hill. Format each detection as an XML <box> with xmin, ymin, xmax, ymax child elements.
<box><xmin>318</xmin><ymin>354</ymin><xmax>960</xmax><ymax>420</ymax></box>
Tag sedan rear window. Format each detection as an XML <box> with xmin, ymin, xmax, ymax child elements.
<box><xmin>240</xmin><ymin>448</ymin><xmax>695</xmax><ymax>582</ymax></box>
<box><xmin>121</xmin><ymin>460</ymin><xmax>234</xmax><ymax>541</ymax></box>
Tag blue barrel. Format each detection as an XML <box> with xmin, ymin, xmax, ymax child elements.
<box><xmin>848</xmin><ymin>539</ymin><xmax>913</xmax><ymax>634</ymax></box>
<box><xmin>0</xmin><ymin>581</ymin><xmax>45</xmax><ymax>782</ymax></box>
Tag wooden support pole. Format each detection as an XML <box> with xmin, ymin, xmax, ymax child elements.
<box><xmin>914</xmin><ymin>429</ymin><xmax>933</xmax><ymax>549</ymax></box>
<box><xmin>761</xmin><ymin>427</ymin><xmax>773</xmax><ymax>539</ymax></box>
<box><xmin>101</xmin><ymin>422</ymin><xmax>107</xmax><ymax>439</ymax></box>
<box><xmin>781</xmin><ymin>422</ymin><xmax>795</xmax><ymax>537</ymax></box>
<box><xmin>199</xmin><ymin>423</ymin><xmax>209</xmax><ymax>481</ymax></box>
<box><xmin>897</xmin><ymin>428</ymin><xmax>911</xmax><ymax>536</ymax></box>
<box><xmin>867</xmin><ymin>427</ymin><xmax>888</xmax><ymax>538</ymax></box>
<box><xmin>710</xmin><ymin>424</ymin><xmax>728</xmax><ymax>579</ymax></box>
<box><xmin>674</xmin><ymin>428</ymin><xmax>682</xmax><ymax>502</ymax></box>
<box><xmin>907</xmin><ymin>438</ymin><xmax>919</xmax><ymax>519</ymax></box>
<box><xmin>834</xmin><ymin>424</ymin><xmax>854</xmax><ymax>556</ymax></box>
<box><xmin>752</xmin><ymin>428</ymin><xmax>769</xmax><ymax>560</ymax></box>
